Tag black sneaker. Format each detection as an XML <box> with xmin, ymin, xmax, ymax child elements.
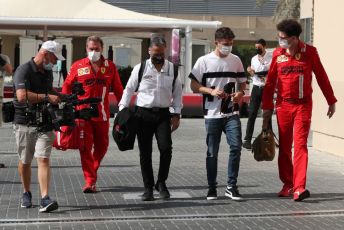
<box><xmin>225</xmin><ymin>186</ymin><xmax>243</xmax><ymax>201</ymax></box>
<box><xmin>21</xmin><ymin>191</ymin><xmax>32</xmax><ymax>208</ymax></box>
<box><xmin>206</xmin><ymin>187</ymin><xmax>217</xmax><ymax>200</ymax></box>
<box><xmin>242</xmin><ymin>140</ymin><xmax>252</xmax><ymax>149</ymax></box>
<box><xmin>39</xmin><ymin>196</ymin><xmax>58</xmax><ymax>213</ymax></box>
<box><xmin>155</xmin><ymin>182</ymin><xmax>170</xmax><ymax>199</ymax></box>
<box><xmin>141</xmin><ymin>188</ymin><xmax>154</xmax><ymax>201</ymax></box>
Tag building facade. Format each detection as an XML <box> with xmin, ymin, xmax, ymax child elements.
<box><xmin>308</xmin><ymin>0</ymin><xmax>344</xmax><ymax>155</ymax></box>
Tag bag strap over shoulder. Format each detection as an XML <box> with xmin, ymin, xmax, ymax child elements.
<box><xmin>135</xmin><ymin>60</ymin><xmax>147</xmax><ymax>92</ymax></box>
<box><xmin>172</xmin><ymin>64</ymin><xmax>178</xmax><ymax>93</ymax></box>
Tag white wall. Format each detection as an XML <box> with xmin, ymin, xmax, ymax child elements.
<box><xmin>312</xmin><ymin>0</ymin><xmax>344</xmax><ymax>155</ymax></box>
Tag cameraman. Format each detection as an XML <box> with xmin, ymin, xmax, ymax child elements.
<box><xmin>62</xmin><ymin>36</ymin><xmax>123</xmax><ymax>193</ymax></box>
<box><xmin>13</xmin><ymin>41</ymin><xmax>64</xmax><ymax>212</ymax></box>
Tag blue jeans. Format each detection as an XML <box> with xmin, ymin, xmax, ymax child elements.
<box><xmin>205</xmin><ymin>115</ymin><xmax>242</xmax><ymax>189</ymax></box>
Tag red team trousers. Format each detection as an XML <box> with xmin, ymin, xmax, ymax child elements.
<box><xmin>276</xmin><ymin>99</ymin><xmax>312</xmax><ymax>191</ymax></box>
<box><xmin>79</xmin><ymin>120</ymin><xmax>110</xmax><ymax>186</ymax></box>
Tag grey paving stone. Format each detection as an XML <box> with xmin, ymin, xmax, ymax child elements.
<box><xmin>123</xmin><ymin>191</ymin><xmax>191</xmax><ymax>200</ymax></box>
<box><xmin>0</xmin><ymin>117</ymin><xmax>344</xmax><ymax>229</ymax></box>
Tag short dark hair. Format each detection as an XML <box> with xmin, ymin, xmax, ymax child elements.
<box><xmin>150</xmin><ymin>36</ymin><xmax>166</xmax><ymax>48</ymax></box>
<box><xmin>256</xmin><ymin>39</ymin><xmax>266</xmax><ymax>47</ymax></box>
<box><xmin>86</xmin><ymin>36</ymin><xmax>104</xmax><ymax>48</ymax></box>
<box><xmin>277</xmin><ymin>19</ymin><xmax>302</xmax><ymax>37</ymax></box>
<box><xmin>215</xmin><ymin>27</ymin><xmax>235</xmax><ymax>40</ymax></box>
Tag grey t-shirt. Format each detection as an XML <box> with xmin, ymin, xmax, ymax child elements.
<box><xmin>13</xmin><ymin>59</ymin><xmax>53</xmax><ymax>124</ymax></box>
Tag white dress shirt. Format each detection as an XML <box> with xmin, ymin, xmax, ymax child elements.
<box><xmin>119</xmin><ymin>59</ymin><xmax>183</xmax><ymax>114</ymax></box>
<box><xmin>251</xmin><ymin>51</ymin><xmax>272</xmax><ymax>87</ymax></box>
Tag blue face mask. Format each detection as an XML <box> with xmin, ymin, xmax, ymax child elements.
<box><xmin>43</xmin><ymin>62</ymin><xmax>54</xmax><ymax>71</ymax></box>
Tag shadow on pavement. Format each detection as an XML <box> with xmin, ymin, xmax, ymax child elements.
<box><xmin>1</xmin><ymin>164</ymin><xmax>138</xmax><ymax>169</ymax></box>
<box><xmin>60</xmin><ymin>200</ymin><xmax>227</xmax><ymax>212</ymax></box>
<box><xmin>0</xmin><ymin>180</ymin><xmax>23</xmax><ymax>185</ymax></box>
<box><xmin>243</xmin><ymin>192</ymin><xmax>344</xmax><ymax>202</ymax></box>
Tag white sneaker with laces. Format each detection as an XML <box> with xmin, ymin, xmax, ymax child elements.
<box><xmin>225</xmin><ymin>186</ymin><xmax>243</xmax><ymax>201</ymax></box>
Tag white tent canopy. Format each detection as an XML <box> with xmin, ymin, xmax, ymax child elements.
<box><xmin>0</xmin><ymin>0</ymin><xmax>221</xmax><ymax>89</ymax></box>
<box><xmin>0</xmin><ymin>0</ymin><xmax>221</xmax><ymax>30</ymax></box>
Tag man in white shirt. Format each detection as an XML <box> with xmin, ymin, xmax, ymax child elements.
<box><xmin>189</xmin><ymin>27</ymin><xmax>246</xmax><ymax>201</ymax></box>
<box><xmin>243</xmin><ymin>39</ymin><xmax>272</xmax><ymax>149</ymax></box>
<box><xmin>118</xmin><ymin>36</ymin><xmax>183</xmax><ymax>201</ymax></box>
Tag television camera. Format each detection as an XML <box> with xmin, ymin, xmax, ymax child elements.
<box><xmin>27</xmin><ymin>82</ymin><xmax>101</xmax><ymax>132</ymax></box>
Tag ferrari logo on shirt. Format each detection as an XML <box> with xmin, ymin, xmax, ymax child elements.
<box><xmin>295</xmin><ymin>53</ymin><xmax>301</xmax><ymax>60</ymax></box>
<box><xmin>277</xmin><ymin>55</ymin><xmax>288</xmax><ymax>63</ymax></box>
<box><xmin>78</xmin><ymin>67</ymin><xmax>90</xmax><ymax>76</ymax></box>
<box><xmin>101</xmin><ymin>67</ymin><xmax>106</xmax><ymax>74</ymax></box>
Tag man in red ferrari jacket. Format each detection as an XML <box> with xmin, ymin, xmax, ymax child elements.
<box><xmin>62</xmin><ymin>36</ymin><xmax>123</xmax><ymax>193</ymax></box>
<box><xmin>262</xmin><ymin>20</ymin><xmax>337</xmax><ymax>202</ymax></box>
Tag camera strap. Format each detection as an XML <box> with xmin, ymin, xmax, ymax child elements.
<box><xmin>24</xmin><ymin>77</ymin><xmax>37</xmax><ymax>127</ymax></box>
<box><xmin>24</xmin><ymin>77</ymin><xmax>30</xmax><ymax>112</ymax></box>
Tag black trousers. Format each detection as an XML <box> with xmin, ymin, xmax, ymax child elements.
<box><xmin>244</xmin><ymin>85</ymin><xmax>271</xmax><ymax>142</ymax></box>
<box><xmin>136</xmin><ymin>107</ymin><xmax>172</xmax><ymax>188</ymax></box>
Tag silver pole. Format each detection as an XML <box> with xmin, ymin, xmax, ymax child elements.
<box><xmin>184</xmin><ymin>26</ymin><xmax>192</xmax><ymax>93</ymax></box>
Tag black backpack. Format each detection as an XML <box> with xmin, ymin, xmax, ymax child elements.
<box><xmin>136</xmin><ymin>59</ymin><xmax>179</xmax><ymax>92</ymax></box>
<box><xmin>112</xmin><ymin>107</ymin><xmax>138</xmax><ymax>151</ymax></box>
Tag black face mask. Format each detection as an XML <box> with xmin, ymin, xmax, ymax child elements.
<box><xmin>151</xmin><ymin>55</ymin><xmax>164</xmax><ymax>65</ymax></box>
<box><xmin>256</xmin><ymin>48</ymin><xmax>263</xmax><ymax>55</ymax></box>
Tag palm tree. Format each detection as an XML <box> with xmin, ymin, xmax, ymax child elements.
<box><xmin>257</xmin><ymin>0</ymin><xmax>300</xmax><ymax>21</ymax></box>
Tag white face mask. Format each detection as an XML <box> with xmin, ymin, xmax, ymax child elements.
<box><xmin>88</xmin><ymin>51</ymin><xmax>101</xmax><ymax>62</ymax></box>
<box><xmin>279</xmin><ymin>38</ymin><xmax>290</xmax><ymax>49</ymax></box>
<box><xmin>219</xmin><ymin>45</ymin><xmax>232</xmax><ymax>56</ymax></box>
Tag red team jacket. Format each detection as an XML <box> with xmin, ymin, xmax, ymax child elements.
<box><xmin>262</xmin><ymin>41</ymin><xmax>337</xmax><ymax>110</ymax></box>
<box><xmin>62</xmin><ymin>57</ymin><xmax>123</xmax><ymax>122</ymax></box>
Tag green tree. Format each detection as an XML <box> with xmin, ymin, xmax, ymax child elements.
<box><xmin>232</xmin><ymin>45</ymin><xmax>256</xmax><ymax>76</ymax></box>
<box><xmin>257</xmin><ymin>0</ymin><xmax>300</xmax><ymax>21</ymax></box>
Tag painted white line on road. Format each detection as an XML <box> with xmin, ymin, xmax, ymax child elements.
<box><xmin>123</xmin><ymin>191</ymin><xmax>191</xmax><ymax>200</ymax></box>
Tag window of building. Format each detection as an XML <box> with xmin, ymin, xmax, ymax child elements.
<box><xmin>301</xmin><ymin>18</ymin><xmax>313</xmax><ymax>44</ymax></box>
<box><xmin>115</xmin><ymin>47</ymin><xmax>130</xmax><ymax>68</ymax></box>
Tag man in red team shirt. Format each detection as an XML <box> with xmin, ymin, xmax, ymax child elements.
<box><xmin>262</xmin><ymin>19</ymin><xmax>337</xmax><ymax>202</ymax></box>
<box><xmin>63</xmin><ymin>36</ymin><xmax>123</xmax><ymax>193</ymax></box>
